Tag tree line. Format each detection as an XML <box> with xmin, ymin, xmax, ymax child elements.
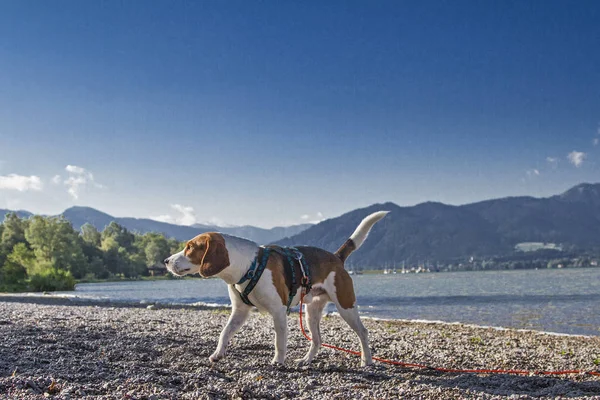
<box><xmin>0</xmin><ymin>213</ymin><xmax>183</xmax><ymax>292</ymax></box>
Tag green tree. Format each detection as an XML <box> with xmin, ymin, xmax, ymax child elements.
<box><xmin>1</xmin><ymin>213</ymin><xmax>28</xmax><ymax>254</ymax></box>
<box><xmin>25</xmin><ymin>216</ymin><xmax>89</xmax><ymax>279</ymax></box>
<box><xmin>140</xmin><ymin>233</ymin><xmax>170</xmax><ymax>267</ymax></box>
<box><xmin>101</xmin><ymin>236</ymin><xmax>126</xmax><ymax>276</ymax></box>
<box><xmin>102</xmin><ymin>222</ymin><xmax>134</xmax><ymax>250</ymax></box>
<box><xmin>80</xmin><ymin>224</ymin><xmax>107</xmax><ymax>279</ymax></box>
<box><xmin>87</xmin><ymin>256</ymin><xmax>109</xmax><ymax>279</ymax></box>
<box><xmin>0</xmin><ymin>243</ymin><xmax>32</xmax><ymax>288</ymax></box>
<box><xmin>0</xmin><ymin>222</ymin><xmax>4</xmax><ymax>265</ymax></box>
<box><xmin>80</xmin><ymin>223</ymin><xmax>101</xmax><ymax>247</ymax></box>
<box><xmin>29</xmin><ymin>268</ymin><xmax>75</xmax><ymax>291</ymax></box>
<box><xmin>168</xmin><ymin>238</ymin><xmax>184</xmax><ymax>254</ymax></box>
<box><xmin>125</xmin><ymin>249</ymin><xmax>147</xmax><ymax>278</ymax></box>
<box><xmin>145</xmin><ymin>241</ymin><xmax>164</xmax><ymax>267</ymax></box>
<box><xmin>6</xmin><ymin>243</ymin><xmax>36</xmax><ymax>275</ymax></box>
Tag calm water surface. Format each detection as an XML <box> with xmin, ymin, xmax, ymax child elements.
<box><xmin>60</xmin><ymin>268</ymin><xmax>600</xmax><ymax>336</ymax></box>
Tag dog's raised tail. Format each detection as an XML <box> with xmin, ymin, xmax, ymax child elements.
<box><xmin>335</xmin><ymin>211</ymin><xmax>389</xmax><ymax>263</ymax></box>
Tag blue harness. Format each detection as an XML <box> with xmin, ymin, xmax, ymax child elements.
<box><xmin>235</xmin><ymin>246</ymin><xmax>312</xmax><ymax>314</ymax></box>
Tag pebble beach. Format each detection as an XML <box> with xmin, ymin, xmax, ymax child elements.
<box><xmin>1</xmin><ymin>295</ymin><xmax>599</xmax><ymax>399</ymax></box>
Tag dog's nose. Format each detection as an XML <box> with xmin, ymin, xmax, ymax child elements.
<box><xmin>164</xmin><ymin>258</ymin><xmax>170</xmax><ymax>265</ymax></box>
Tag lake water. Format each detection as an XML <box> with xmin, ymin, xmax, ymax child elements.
<box><xmin>59</xmin><ymin>268</ymin><xmax>600</xmax><ymax>336</ymax></box>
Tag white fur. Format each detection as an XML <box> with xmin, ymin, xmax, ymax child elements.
<box><xmin>350</xmin><ymin>211</ymin><xmax>389</xmax><ymax>249</ymax></box>
<box><xmin>295</xmin><ymin>293</ymin><xmax>328</xmax><ymax>364</ymax></box>
<box><xmin>164</xmin><ymin>249</ymin><xmax>196</xmax><ymax>276</ymax></box>
<box><xmin>216</xmin><ymin>234</ymin><xmax>258</xmax><ymax>284</ymax></box>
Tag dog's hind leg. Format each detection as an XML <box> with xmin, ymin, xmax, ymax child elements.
<box><xmin>335</xmin><ymin>305</ymin><xmax>373</xmax><ymax>366</ymax></box>
<box><xmin>296</xmin><ymin>294</ymin><xmax>329</xmax><ymax>365</ymax></box>
<box><xmin>326</xmin><ymin>270</ymin><xmax>373</xmax><ymax>366</ymax></box>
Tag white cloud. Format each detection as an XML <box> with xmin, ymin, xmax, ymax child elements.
<box><xmin>567</xmin><ymin>151</ymin><xmax>586</xmax><ymax>168</ymax></box>
<box><xmin>594</xmin><ymin>138</ymin><xmax>599</xmax><ymax>146</ymax></box>
<box><xmin>149</xmin><ymin>214</ymin><xmax>175</xmax><ymax>224</ymax></box>
<box><xmin>150</xmin><ymin>204</ymin><xmax>197</xmax><ymax>226</ymax></box>
<box><xmin>300</xmin><ymin>212</ymin><xmax>325</xmax><ymax>224</ymax></box>
<box><xmin>0</xmin><ymin>174</ymin><xmax>43</xmax><ymax>191</ymax></box>
<box><xmin>52</xmin><ymin>175</ymin><xmax>62</xmax><ymax>184</ymax></box>
<box><xmin>171</xmin><ymin>204</ymin><xmax>196</xmax><ymax>225</ymax></box>
<box><xmin>62</xmin><ymin>165</ymin><xmax>104</xmax><ymax>199</ymax></box>
<box><xmin>65</xmin><ymin>165</ymin><xmax>86</xmax><ymax>174</ymax></box>
<box><xmin>526</xmin><ymin>169</ymin><xmax>540</xmax><ymax>177</ymax></box>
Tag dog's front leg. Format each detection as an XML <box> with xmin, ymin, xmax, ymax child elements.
<box><xmin>271</xmin><ymin>307</ymin><xmax>288</xmax><ymax>365</ymax></box>
<box><xmin>210</xmin><ymin>305</ymin><xmax>250</xmax><ymax>362</ymax></box>
<box><xmin>210</xmin><ymin>286</ymin><xmax>252</xmax><ymax>362</ymax></box>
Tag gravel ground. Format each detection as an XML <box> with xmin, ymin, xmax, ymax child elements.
<box><xmin>1</xmin><ymin>296</ymin><xmax>599</xmax><ymax>399</ymax></box>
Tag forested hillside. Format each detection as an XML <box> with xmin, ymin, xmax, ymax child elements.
<box><xmin>0</xmin><ymin>213</ymin><xmax>182</xmax><ymax>292</ymax></box>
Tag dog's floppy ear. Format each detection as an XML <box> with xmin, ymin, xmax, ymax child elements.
<box><xmin>199</xmin><ymin>234</ymin><xmax>230</xmax><ymax>277</ymax></box>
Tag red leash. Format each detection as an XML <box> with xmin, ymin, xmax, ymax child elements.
<box><xmin>298</xmin><ymin>292</ymin><xmax>600</xmax><ymax>377</ymax></box>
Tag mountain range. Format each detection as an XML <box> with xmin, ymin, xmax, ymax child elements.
<box><xmin>277</xmin><ymin>183</ymin><xmax>600</xmax><ymax>266</ymax></box>
<box><xmin>0</xmin><ymin>206</ymin><xmax>311</xmax><ymax>244</ymax></box>
<box><xmin>2</xmin><ymin>183</ymin><xmax>599</xmax><ymax>265</ymax></box>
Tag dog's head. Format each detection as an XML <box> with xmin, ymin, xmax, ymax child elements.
<box><xmin>164</xmin><ymin>232</ymin><xmax>230</xmax><ymax>277</ymax></box>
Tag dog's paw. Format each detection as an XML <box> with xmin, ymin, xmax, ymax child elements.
<box><xmin>209</xmin><ymin>351</ymin><xmax>225</xmax><ymax>362</ymax></box>
<box><xmin>295</xmin><ymin>356</ymin><xmax>313</xmax><ymax>366</ymax></box>
<box><xmin>360</xmin><ymin>358</ymin><xmax>374</xmax><ymax>367</ymax></box>
<box><xmin>270</xmin><ymin>357</ymin><xmax>285</xmax><ymax>366</ymax></box>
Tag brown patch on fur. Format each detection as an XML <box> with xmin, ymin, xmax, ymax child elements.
<box><xmin>265</xmin><ymin>255</ymin><xmax>289</xmax><ymax>306</ymax></box>
<box><xmin>185</xmin><ymin>233</ymin><xmax>230</xmax><ymax>277</ymax></box>
<box><xmin>334</xmin><ymin>239</ymin><xmax>357</xmax><ymax>263</ymax></box>
<box><xmin>333</xmin><ymin>268</ymin><xmax>356</xmax><ymax>309</ymax></box>
<box><xmin>294</xmin><ymin>246</ymin><xmax>344</xmax><ymax>285</ymax></box>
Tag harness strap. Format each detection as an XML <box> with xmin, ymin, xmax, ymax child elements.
<box><xmin>235</xmin><ymin>247</ymin><xmax>270</xmax><ymax>306</ymax></box>
<box><xmin>283</xmin><ymin>248</ymin><xmax>298</xmax><ymax>315</ymax></box>
<box><xmin>295</xmin><ymin>249</ymin><xmax>312</xmax><ymax>292</ymax></box>
<box><xmin>270</xmin><ymin>246</ymin><xmax>312</xmax><ymax>315</ymax></box>
<box><xmin>233</xmin><ymin>246</ymin><xmax>312</xmax><ymax>311</ymax></box>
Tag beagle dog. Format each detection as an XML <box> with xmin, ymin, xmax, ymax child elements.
<box><xmin>164</xmin><ymin>211</ymin><xmax>388</xmax><ymax>366</ymax></box>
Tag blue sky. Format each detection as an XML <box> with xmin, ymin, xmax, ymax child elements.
<box><xmin>0</xmin><ymin>1</ymin><xmax>599</xmax><ymax>228</ymax></box>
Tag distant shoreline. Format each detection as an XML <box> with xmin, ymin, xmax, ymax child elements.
<box><xmin>3</xmin><ymin>264</ymin><xmax>596</xmax><ymax>294</ymax></box>
<box><xmin>77</xmin><ymin>264</ymin><xmax>600</xmax><ymax>283</ymax></box>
